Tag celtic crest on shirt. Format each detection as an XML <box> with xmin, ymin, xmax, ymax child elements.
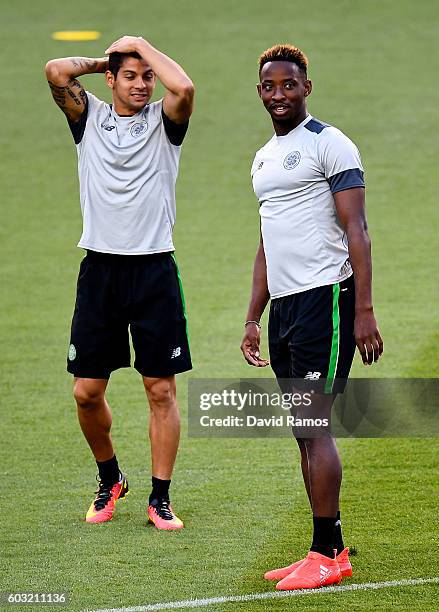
<box><xmin>130</xmin><ymin>122</ymin><xmax>148</xmax><ymax>138</ymax></box>
<box><xmin>283</xmin><ymin>151</ymin><xmax>301</xmax><ymax>170</ymax></box>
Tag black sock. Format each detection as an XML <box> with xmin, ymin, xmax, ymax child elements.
<box><xmin>310</xmin><ymin>516</ymin><xmax>336</xmax><ymax>559</ymax></box>
<box><xmin>96</xmin><ymin>455</ymin><xmax>120</xmax><ymax>486</ymax></box>
<box><xmin>334</xmin><ymin>510</ymin><xmax>345</xmax><ymax>555</ymax></box>
<box><xmin>149</xmin><ymin>476</ymin><xmax>171</xmax><ymax>505</ymax></box>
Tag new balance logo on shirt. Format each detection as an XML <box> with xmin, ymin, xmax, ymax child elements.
<box><xmin>171</xmin><ymin>347</ymin><xmax>181</xmax><ymax>359</ymax></box>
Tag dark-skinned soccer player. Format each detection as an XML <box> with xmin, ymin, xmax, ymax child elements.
<box><xmin>241</xmin><ymin>44</ymin><xmax>383</xmax><ymax>590</ymax></box>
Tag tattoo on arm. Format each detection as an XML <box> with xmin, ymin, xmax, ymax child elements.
<box><xmin>70</xmin><ymin>57</ymin><xmax>99</xmax><ymax>72</ymax></box>
<box><xmin>48</xmin><ymin>81</ymin><xmax>67</xmax><ymax>106</ymax></box>
<box><xmin>48</xmin><ymin>78</ymin><xmax>86</xmax><ymax>120</ymax></box>
<box><xmin>70</xmin><ymin>79</ymin><xmax>87</xmax><ymax>102</ymax></box>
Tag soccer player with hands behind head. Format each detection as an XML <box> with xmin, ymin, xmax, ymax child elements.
<box><xmin>241</xmin><ymin>44</ymin><xmax>383</xmax><ymax>590</ymax></box>
<box><xmin>45</xmin><ymin>35</ymin><xmax>194</xmax><ymax>529</ymax></box>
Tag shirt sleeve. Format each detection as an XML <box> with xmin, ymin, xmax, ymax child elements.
<box><xmin>319</xmin><ymin>127</ymin><xmax>365</xmax><ymax>194</ymax></box>
<box><xmin>250</xmin><ymin>153</ymin><xmax>262</xmax><ymax>179</ymax></box>
<box><xmin>67</xmin><ymin>91</ymin><xmax>99</xmax><ymax>145</ymax></box>
<box><xmin>161</xmin><ymin>108</ymin><xmax>189</xmax><ymax>146</ymax></box>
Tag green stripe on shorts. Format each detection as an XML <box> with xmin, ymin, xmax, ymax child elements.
<box><xmin>324</xmin><ymin>283</ymin><xmax>340</xmax><ymax>394</ymax></box>
<box><xmin>171</xmin><ymin>253</ymin><xmax>190</xmax><ymax>345</ymax></box>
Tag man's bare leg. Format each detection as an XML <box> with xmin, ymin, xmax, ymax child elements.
<box><xmin>301</xmin><ymin>437</ymin><xmax>342</xmax><ymax>517</ymax></box>
<box><xmin>74</xmin><ymin>377</ymin><xmax>127</xmax><ymax>522</ymax></box>
<box><xmin>143</xmin><ymin>375</ymin><xmax>183</xmax><ymax>529</ymax></box>
<box><xmin>74</xmin><ymin>377</ymin><xmax>114</xmax><ymax>461</ymax></box>
<box><xmin>296</xmin><ymin>438</ymin><xmax>312</xmax><ymax>506</ymax></box>
<box><xmin>142</xmin><ymin>375</ymin><xmax>180</xmax><ymax>480</ymax></box>
<box><xmin>294</xmin><ymin>392</ymin><xmax>342</xmax><ymax>558</ymax></box>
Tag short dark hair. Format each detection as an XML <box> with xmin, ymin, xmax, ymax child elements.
<box><xmin>259</xmin><ymin>44</ymin><xmax>308</xmax><ymax>77</ymax></box>
<box><xmin>108</xmin><ymin>51</ymin><xmax>142</xmax><ymax>78</ymax></box>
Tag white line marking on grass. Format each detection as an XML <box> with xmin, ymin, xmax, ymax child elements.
<box><xmin>83</xmin><ymin>577</ymin><xmax>439</xmax><ymax>612</ymax></box>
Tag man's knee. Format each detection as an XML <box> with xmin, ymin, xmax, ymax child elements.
<box><xmin>74</xmin><ymin>379</ymin><xmax>106</xmax><ymax>409</ymax></box>
<box><xmin>144</xmin><ymin>377</ymin><xmax>176</xmax><ymax>411</ymax></box>
<box><xmin>295</xmin><ymin>436</ymin><xmax>336</xmax><ymax>454</ymax></box>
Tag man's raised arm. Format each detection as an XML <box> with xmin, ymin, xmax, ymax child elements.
<box><xmin>105</xmin><ymin>36</ymin><xmax>194</xmax><ymax>123</ymax></box>
<box><xmin>45</xmin><ymin>57</ymin><xmax>108</xmax><ymax>123</ymax></box>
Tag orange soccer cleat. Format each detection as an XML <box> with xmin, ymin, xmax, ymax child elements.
<box><xmin>264</xmin><ymin>556</ymin><xmax>306</xmax><ymax>581</ymax></box>
<box><xmin>85</xmin><ymin>473</ymin><xmax>129</xmax><ymax>523</ymax></box>
<box><xmin>147</xmin><ymin>498</ymin><xmax>184</xmax><ymax>530</ymax></box>
<box><xmin>336</xmin><ymin>547</ymin><xmax>353</xmax><ymax>577</ymax></box>
<box><xmin>275</xmin><ymin>551</ymin><xmax>342</xmax><ymax>590</ymax></box>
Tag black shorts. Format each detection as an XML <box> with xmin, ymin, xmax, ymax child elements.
<box><xmin>268</xmin><ymin>275</ymin><xmax>356</xmax><ymax>394</ymax></box>
<box><xmin>67</xmin><ymin>251</ymin><xmax>192</xmax><ymax>379</ymax></box>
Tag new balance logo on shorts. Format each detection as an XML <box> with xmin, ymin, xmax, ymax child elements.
<box><xmin>305</xmin><ymin>371</ymin><xmax>321</xmax><ymax>380</ymax></box>
<box><xmin>171</xmin><ymin>347</ymin><xmax>181</xmax><ymax>359</ymax></box>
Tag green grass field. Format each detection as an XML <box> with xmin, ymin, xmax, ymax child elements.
<box><xmin>1</xmin><ymin>0</ymin><xmax>438</xmax><ymax>610</ymax></box>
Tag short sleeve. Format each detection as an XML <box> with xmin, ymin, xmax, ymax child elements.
<box><xmin>251</xmin><ymin>153</ymin><xmax>262</xmax><ymax>179</ymax></box>
<box><xmin>161</xmin><ymin>108</ymin><xmax>189</xmax><ymax>146</ymax></box>
<box><xmin>319</xmin><ymin>128</ymin><xmax>365</xmax><ymax>194</ymax></box>
<box><xmin>67</xmin><ymin>91</ymin><xmax>100</xmax><ymax>145</ymax></box>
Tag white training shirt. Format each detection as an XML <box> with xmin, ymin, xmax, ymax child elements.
<box><xmin>68</xmin><ymin>92</ymin><xmax>187</xmax><ymax>255</ymax></box>
<box><xmin>251</xmin><ymin>115</ymin><xmax>365</xmax><ymax>298</ymax></box>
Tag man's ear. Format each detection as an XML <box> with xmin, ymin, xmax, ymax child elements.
<box><xmin>256</xmin><ymin>83</ymin><xmax>262</xmax><ymax>98</ymax></box>
<box><xmin>105</xmin><ymin>70</ymin><xmax>115</xmax><ymax>89</ymax></box>
<box><xmin>304</xmin><ymin>79</ymin><xmax>312</xmax><ymax>97</ymax></box>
